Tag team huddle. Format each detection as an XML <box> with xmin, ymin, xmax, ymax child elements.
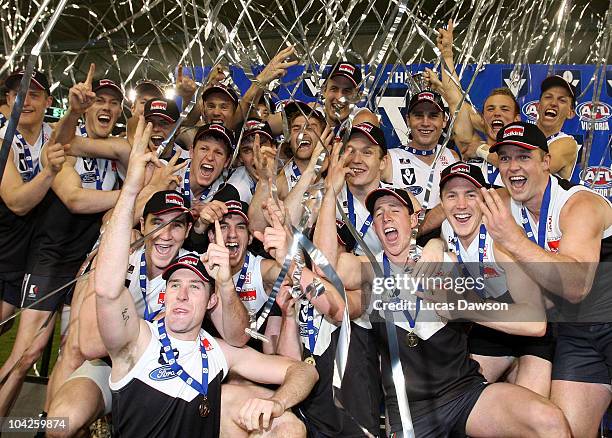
<box><xmin>0</xmin><ymin>21</ymin><xmax>611</xmax><ymax>438</ymax></box>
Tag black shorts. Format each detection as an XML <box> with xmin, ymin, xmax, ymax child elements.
<box><xmin>468</xmin><ymin>323</ymin><xmax>555</xmax><ymax>362</ymax></box>
<box><xmin>21</xmin><ymin>273</ymin><xmax>74</xmax><ymax>311</ymax></box>
<box><xmin>552</xmin><ymin>323</ymin><xmax>612</xmax><ymax>385</ymax></box>
<box><xmin>0</xmin><ymin>270</ymin><xmax>24</xmax><ymax>308</ymax></box>
<box><xmin>390</xmin><ymin>382</ymin><xmax>487</xmax><ymax>438</ymax></box>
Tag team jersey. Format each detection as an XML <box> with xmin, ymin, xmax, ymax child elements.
<box><xmin>547</xmin><ymin>131</ymin><xmax>581</xmax><ymax>183</ymax></box>
<box><xmin>176</xmin><ymin>161</ymin><xmax>224</xmax><ymax>206</ymax></box>
<box><xmin>509</xmin><ymin>175</ymin><xmax>612</xmax><ymax>322</ymax></box>
<box><xmin>282</xmin><ymin>158</ymin><xmax>302</xmax><ymax>192</ymax></box>
<box><xmin>232</xmin><ymin>251</ymin><xmax>268</xmax><ymax>315</ymax></box>
<box><xmin>0</xmin><ymin>122</ymin><xmax>52</xmax><ymax>182</ymax></box>
<box><xmin>467</xmin><ymin>156</ymin><xmax>504</xmax><ymax>187</ymax></box>
<box><xmin>110</xmin><ymin>322</ymin><xmax>227</xmax><ymax>437</ymax></box>
<box><xmin>226</xmin><ymin>166</ymin><xmax>256</xmax><ymax>204</ymax></box>
<box><xmin>387</xmin><ymin>145</ymin><xmax>457</xmax><ymax>208</ymax></box>
<box><xmin>125</xmin><ymin>247</ymin><xmax>188</xmax><ymax>321</ymax></box>
<box><xmin>441</xmin><ymin>220</ymin><xmax>508</xmax><ymax>299</ymax></box>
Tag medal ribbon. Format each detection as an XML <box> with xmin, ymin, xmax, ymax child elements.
<box><xmin>383</xmin><ymin>254</ymin><xmax>420</xmax><ymax>329</ymax></box>
<box><xmin>486</xmin><ymin>162</ymin><xmax>500</xmax><ymax>186</ymax></box>
<box><xmin>139</xmin><ymin>251</ymin><xmax>162</xmax><ymax>322</ymax></box>
<box><xmin>521</xmin><ymin>177</ymin><xmax>552</xmax><ymax>249</ymax></box>
<box><xmin>402</xmin><ymin>145</ymin><xmax>435</xmax><ymax>156</ymax></box>
<box><xmin>15</xmin><ymin>126</ymin><xmax>43</xmax><ymax>181</ymax></box>
<box><xmin>183</xmin><ymin>164</ymin><xmax>212</xmax><ymax>202</ymax></box>
<box><xmin>156</xmin><ymin>318</ymin><xmax>209</xmax><ymax>400</ymax></box>
<box><xmin>234</xmin><ymin>253</ymin><xmax>250</xmax><ymax>293</ymax></box>
<box><xmin>454</xmin><ymin>224</ymin><xmax>487</xmax><ymax>299</ymax></box>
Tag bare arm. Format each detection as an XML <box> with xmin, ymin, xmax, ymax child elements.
<box><xmin>67</xmin><ymin>135</ymin><xmax>131</xmax><ymax>170</ymax></box>
<box><xmin>548</xmin><ymin>137</ymin><xmax>578</xmax><ymax>180</ymax></box>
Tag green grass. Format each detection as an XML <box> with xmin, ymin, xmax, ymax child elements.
<box><xmin>0</xmin><ymin>314</ymin><xmax>63</xmax><ymax>378</ymax></box>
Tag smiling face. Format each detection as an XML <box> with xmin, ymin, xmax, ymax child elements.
<box><xmin>141</xmin><ymin>211</ymin><xmax>191</xmax><ymax>273</ymax></box>
<box><xmin>146</xmin><ymin>115</ymin><xmax>174</xmax><ymax>151</ymax></box>
<box><xmin>164</xmin><ymin>268</ymin><xmax>217</xmax><ymax>337</ymax></box>
<box><xmin>372</xmin><ymin>195</ymin><xmax>417</xmax><ymax>258</ymax></box>
<box><xmin>406</xmin><ymin>101</ymin><xmax>446</xmax><ymax>150</ymax></box>
<box><xmin>208</xmin><ymin>213</ymin><xmax>251</xmax><ymax>272</ymax></box>
<box><xmin>85</xmin><ymin>90</ymin><xmax>122</xmax><ymax>139</ymax></box>
<box><xmin>190</xmin><ymin>135</ymin><xmax>231</xmax><ymax>189</ymax></box>
<box><xmin>497</xmin><ymin>144</ymin><xmax>550</xmax><ymax>204</ymax></box>
<box><xmin>441</xmin><ymin>177</ymin><xmax>483</xmax><ymax>243</ymax></box>
<box><xmin>203</xmin><ymin>91</ymin><xmax>236</xmax><ymax>124</ymax></box>
<box><xmin>6</xmin><ymin>87</ymin><xmax>52</xmax><ymax>129</ymax></box>
<box><xmin>289</xmin><ymin>114</ymin><xmax>324</xmax><ymax>161</ymax></box>
<box><xmin>537</xmin><ymin>86</ymin><xmax>574</xmax><ymax>134</ymax></box>
<box><xmin>345</xmin><ymin>133</ymin><xmax>385</xmax><ymax>190</ymax></box>
<box><xmin>482</xmin><ymin>94</ymin><xmax>520</xmax><ymax>143</ymax></box>
<box><xmin>323</xmin><ymin>76</ymin><xmax>358</xmax><ymax>123</ymax></box>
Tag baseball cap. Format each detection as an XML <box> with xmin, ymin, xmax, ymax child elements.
<box><xmin>135</xmin><ymin>80</ymin><xmax>164</xmax><ymax>98</ymax></box>
<box><xmin>143</xmin><ymin>190</ymin><xmax>194</xmax><ymax>222</ymax></box>
<box><xmin>490</xmin><ymin>121</ymin><xmax>549</xmax><ymax>153</ymax></box>
<box><xmin>406</xmin><ymin>90</ymin><xmax>445</xmax><ymax>114</ymax></box>
<box><xmin>242</xmin><ymin>118</ymin><xmax>274</xmax><ymax>143</ymax></box>
<box><xmin>284</xmin><ymin>100</ymin><xmax>326</xmax><ymax>124</ymax></box>
<box><xmin>92</xmin><ymin>78</ymin><xmax>123</xmax><ymax>100</ymax></box>
<box><xmin>365</xmin><ymin>187</ymin><xmax>415</xmax><ymax>215</ymax></box>
<box><xmin>327</xmin><ymin>62</ymin><xmax>362</xmax><ymax>88</ymax></box>
<box><xmin>5</xmin><ymin>69</ymin><xmax>50</xmax><ymax>95</ymax></box>
<box><xmin>162</xmin><ymin>252</ymin><xmax>214</xmax><ymax>286</ymax></box>
<box><xmin>211</xmin><ymin>185</ymin><xmax>249</xmax><ymax>223</ymax></box>
<box><xmin>439</xmin><ymin>162</ymin><xmax>488</xmax><ymax>191</ymax></box>
<box><xmin>144</xmin><ymin>98</ymin><xmax>180</xmax><ymax>123</ymax></box>
<box><xmin>348</xmin><ymin>122</ymin><xmax>387</xmax><ymax>153</ymax></box>
<box><xmin>540</xmin><ymin>75</ymin><xmax>576</xmax><ymax>107</ymax></box>
<box><xmin>193</xmin><ymin>123</ymin><xmax>235</xmax><ymax>152</ymax></box>
<box><xmin>202</xmin><ymin>83</ymin><xmax>239</xmax><ymax>106</ymax></box>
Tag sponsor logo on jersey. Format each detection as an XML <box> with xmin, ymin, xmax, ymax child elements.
<box><xmin>407</xmin><ymin>186</ymin><xmax>423</xmax><ymax>196</ymax></box>
<box><xmin>580</xmin><ymin>166</ymin><xmax>612</xmax><ymax>198</ymax></box>
<box><xmin>238</xmin><ymin>289</ymin><xmax>257</xmax><ymax>301</ymax></box>
<box><xmin>521</xmin><ymin>100</ymin><xmax>539</xmax><ymax>122</ymax></box>
<box><xmin>149</xmin><ymin>365</ymin><xmax>177</xmax><ymax>381</ymax></box>
<box><xmin>483</xmin><ymin>266</ymin><xmax>500</xmax><ymax>278</ymax></box>
<box><xmin>547</xmin><ymin>239</ymin><xmax>561</xmax><ymax>253</ymax></box>
<box><xmin>27</xmin><ymin>284</ymin><xmax>39</xmax><ymax>299</ymax></box>
<box><xmin>576</xmin><ymin>101</ymin><xmax>611</xmax><ymax>131</ymax></box>
<box><xmin>201</xmin><ymin>338</ymin><xmax>213</xmax><ymax>351</ymax></box>
<box><xmin>80</xmin><ymin>172</ymin><xmax>96</xmax><ymax>184</ymax></box>
<box><xmin>157</xmin><ymin>290</ymin><xmax>165</xmax><ymax>304</ymax></box>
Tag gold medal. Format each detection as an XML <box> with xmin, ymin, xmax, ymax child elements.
<box><xmin>406</xmin><ymin>332</ymin><xmax>419</xmax><ymax>348</ymax></box>
<box><xmin>304</xmin><ymin>356</ymin><xmax>316</xmax><ymax>365</ymax></box>
<box><xmin>199</xmin><ymin>395</ymin><xmax>211</xmax><ymax>417</ymax></box>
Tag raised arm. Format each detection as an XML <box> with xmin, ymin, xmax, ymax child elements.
<box><xmin>94</xmin><ymin>118</ymin><xmax>158</xmax><ymax>376</ymax></box>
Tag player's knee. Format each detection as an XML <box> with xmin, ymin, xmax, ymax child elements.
<box><xmin>46</xmin><ymin>400</ymin><xmax>77</xmax><ymax>438</ymax></box>
<box><xmin>529</xmin><ymin>399</ymin><xmax>570</xmax><ymax>438</ymax></box>
<box><xmin>272</xmin><ymin>412</ymin><xmax>306</xmax><ymax>438</ymax></box>
<box><xmin>63</xmin><ymin>338</ymin><xmax>85</xmax><ymax>369</ymax></box>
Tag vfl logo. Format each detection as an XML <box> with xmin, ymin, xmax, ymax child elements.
<box><xmin>83</xmin><ymin>158</ymin><xmax>96</xmax><ymax>172</ymax></box>
<box><xmin>149</xmin><ymin>366</ymin><xmax>177</xmax><ymax>381</ymax></box>
<box><xmin>521</xmin><ymin>100</ymin><xmax>539</xmax><ymax>122</ymax></box>
<box><xmin>502</xmin><ymin>68</ymin><xmax>528</xmax><ymax>97</ymax></box>
<box><xmin>400</xmin><ymin>167</ymin><xmax>415</xmax><ymax>185</ymax></box>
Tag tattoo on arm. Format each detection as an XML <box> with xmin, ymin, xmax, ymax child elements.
<box><xmin>122</xmin><ymin>307</ymin><xmax>130</xmax><ymax>326</ymax></box>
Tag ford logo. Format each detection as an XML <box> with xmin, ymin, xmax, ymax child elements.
<box><xmin>149</xmin><ymin>365</ymin><xmax>177</xmax><ymax>381</ymax></box>
<box><xmin>407</xmin><ymin>186</ymin><xmax>423</xmax><ymax>195</ymax></box>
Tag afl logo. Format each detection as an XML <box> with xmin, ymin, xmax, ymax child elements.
<box><xmin>581</xmin><ymin>166</ymin><xmax>612</xmax><ymax>198</ymax></box>
<box><xmin>576</xmin><ymin>101</ymin><xmax>612</xmax><ymax>123</ymax></box>
<box><xmin>521</xmin><ymin>100</ymin><xmax>539</xmax><ymax>121</ymax></box>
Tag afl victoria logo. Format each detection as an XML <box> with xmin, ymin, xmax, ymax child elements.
<box><xmin>580</xmin><ymin>166</ymin><xmax>612</xmax><ymax>198</ymax></box>
<box><xmin>576</xmin><ymin>101</ymin><xmax>612</xmax><ymax>123</ymax></box>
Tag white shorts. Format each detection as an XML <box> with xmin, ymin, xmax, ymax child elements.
<box><xmin>67</xmin><ymin>359</ymin><xmax>112</xmax><ymax>415</ymax></box>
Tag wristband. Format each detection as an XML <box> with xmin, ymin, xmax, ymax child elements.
<box><xmin>475</xmin><ymin>143</ymin><xmax>490</xmax><ymax>160</ymax></box>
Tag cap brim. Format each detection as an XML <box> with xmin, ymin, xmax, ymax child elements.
<box><xmin>490</xmin><ymin>140</ymin><xmax>540</xmax><ymax>153</ymax></box>
<box><xmin>330</xmin><ymin>72</ymin><xmax>358</xmax><ymax>87</ymax></box>
<box><xmin>202</xmin><ymin>86</ymin><xmax>238</xmax><ymax>104</ymax></box>
<box><xmin>195</xmin><ymin>130</ymin><xmax>233</xmax><ymax>150</ymax></box>
<box><xmin>145</xmin><ymin>112</ymin><xmax>177</xmax><ymax>123</ymax></box>
<box><xmin>351</xmin><ymin>127</ymin><xmax>383</xmax><ymax>150</ymax></box>
<box><xmin>6</xmin><ymin>74</ymin><xmax>47</xmax><ymax>92</ymax></box>
<box><xmin>94</xmin><ymin>85</ymin><xmax>124</xmax><ymax>100</ymax></box>
<box><xmin>162</xmin><ymin>262</ymin><xmax>211</xmax><ymax>284</ymax></box>
<box><xmin>149</xmin><ymin>206</ymin><xmax>194</xmax><ymax>222</ymax></box>
<box><xmin>365</xmin><ymin>187</ymin><xmax>413</xmax><ymax>215</ymax></box>
<box><xmin>243</xmin><ymin>129</ymin><xmax>273</xmax><ymax>143</ymax></box>
<box><xmin>541</xmin><ymin>76</ymin><xmax>575</xmax><ymax>99</ymax></box>
<box><xmin>408</xmin><ymin>99</ymin><xmax>444</xmax><ymax>114</ymax></box>
<box><xmin>439</xmin><ymin>173</ymin><xmax>485</xmax><ymax>191</ymax></box>
<box><xmin>226</xmin><ymin>209</ymin><xmax>249</xmax><ymax>223</ymax></box>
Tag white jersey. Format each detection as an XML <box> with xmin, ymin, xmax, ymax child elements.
<box><xmin>74</xmin><ymin>124</ymin><xmax>119</xmax><ymax>191</ymax></box>
<box><xmin>547</xmin><ymin>131</ymin><xmax>581</xmax><ymax>182</ymax></box>
<box><xmin>441</xmin><ymin>220</ymin><xmax>507</xmax><ymax>299</ymax></box>
<box><xmin>467</xmin><ymin>156</ymin><xmax>504</xmax><ymax>187</ymax></box>
<box><xmin>125</xmin><ymin>246</ymin><xmax>188</xmax><ymax>320</ymax></box>
<box><xmin>232</xmin><ymin>252</ymin><xmax>268</xmax><ymax>315</ymax></box>
<box><xmin>298</xmin><ymin>296</ymin><xmax>339</xmax><ymax>357</ymax></box>
<box><xmin>227</xmin><ymin>166</ymin><xmax>256</xmax><ymax>204</ymax></box>
<box><xmin>336</xmin><ymin>184</ymin><xmax>383</xmax><ymax>257</ymax></box>
<box><xmin>0</xmin><ymin>122</ymin><xmax>52</xmax><ymax>182</ymax></box>
<box><xmin>510</xmin><ymin>175</ymin><xmax>612</xmax><ymax>253</ymax></box>
<box><xmin>387</xmin><ymin>145</ymin><xmax>457</xmax><ymax>208</ymax></box>
<box><xmin>282</xmin><ymin>158</ymin><xmax>302</xmax><ymax>192</ymax></box>
<box><xmin>373</xmin><ymin>251</ymin><xmax>446</xmax><ymax>340</ymax></box>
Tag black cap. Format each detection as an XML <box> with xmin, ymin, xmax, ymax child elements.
<box><xmin>5</xmin><ymin>69</ymin><xmax>50</xmax><ymax>95</ymax></box>
<box><xmin>348</xmin><ymin>122</ymin><xmax>387</xmax><ymax>153</ymax></box>
<box><xmin>144</xmin><ymin>98</ymin><xmax>180</xmax><ymax>123</ymax></box>
<box><xmin>440</xmin><ymin>161</ymin><xmax>488</xmax><ymax>191</ymax></box>
<box><xmin>365</xmin><ymin>187</ymin><xmax>415</xmax><ymax>215</ymax></box>
<box><xmin>327</xmin><ymin>62</ymin><xmax>362</xmax><ymax>88</ymax></box>
<box><xmin>242</xmin><ymin>118</ymin><xmax>274</xmax><ymax>143</ymax></box>
<box><xmin>135</xmin><ymin>80</ymin><xmax>164</xmax><ymax>98</ymax></box>
<box><xmin>284</xmin><ymin>100</ymin><xmax>326</xmax><ymax>124</ymax></box>
<box><xmin>193</xmin><ymin>123</ymin><xmax>235</xmax><ymax>152</ymax></box>
<box><xmin>162</xmin><ymin>252</ymin><xmax>214</xmax><ymax>286</ymax></box>
<box><xmin>202</xmin><ymin>83</ymin><xmax>239</xmax><ymax>106</ymax></box>
<box><xmin>490</xmin><ymin>121</ymin><xmax>549</xmax><ymax>153</ymax></box>
<box><xmin>406</xmin><ymin>90</ymin><xmax>445</xmax><ymax>113</ymax></box>
<box><xmin>541</xmin><ymin>75</ymin><xmax>576</xmax><ymax>107</ymax></box>
<box><xmin>212</xmin><ymin>185</ymin><xmax>249</xmax><ymax>223</ymax></box>
<box><xmin>92</xmin><ymin>78</ymin><xmax>123</xmax><ymax>100</ymax></box>
<box><xmin>143</xmin><ymin>190</ymin><xmax>194</xmax><ymax>222</ymax></box>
